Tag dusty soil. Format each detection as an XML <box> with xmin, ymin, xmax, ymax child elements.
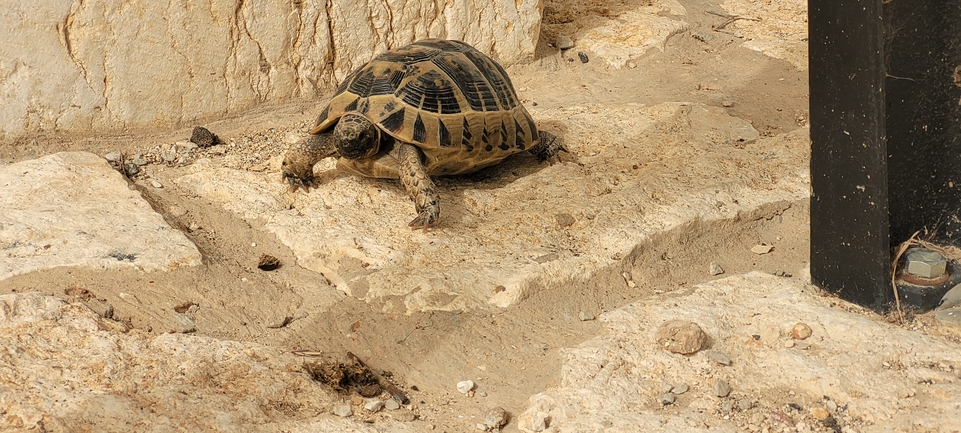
<box><xmin>0</xmin><ymin>1</ymin><xmax>847</xmax><ymax>431</ymax></box>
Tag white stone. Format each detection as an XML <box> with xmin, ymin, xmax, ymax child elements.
<box><xmin>0</xmin><ymin>0</ymin><xmax>542</xmax><ymax>142</ymax></box>
<box><xmin>332</xmin><ymin>405</ymin><xmax>352</xmax><ymax>417</ymax></box>
<box><xmin>515</xmin><ymin>272</ymin><xmax>961</xmax><ymax>432</ymax></box>
<box><xmin>0</xmin><ymin>152</ymin><xmax>201</xmax><ymax>281</ymax></box>
<box><xmin>0</xmin><ymin>292</ymin><xmax>414</xmax><ymax>432</ymax></box>
<box><xmin>384</xmin><ymin>399</ymin><xmax>401</xmax><ymax>410</ymax></box>
<box><xmin>364</xmin><ymin>399</ymin><xmax>385</xmax><ymax>412</ymax></box>
<box><xmin>457</xmin><ymin>380</ymin><xmax>475</xmax><ymax>394</ymax></box>
<box><xmin>172</xmin><ymin>103</ymin><xmax>809</xmax><ymax>313</ymax></box>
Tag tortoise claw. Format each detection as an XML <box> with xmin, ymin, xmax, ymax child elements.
<box><xmin>283</xmin><ymin>173</ymin><xmax>314</xmax><ymax>192</ymax></box>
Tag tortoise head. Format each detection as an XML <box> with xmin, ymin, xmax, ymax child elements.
<box><xmin>334</xmin><ymin>112</ymin><xmax>381</xmax><ymax>159</ymax></box>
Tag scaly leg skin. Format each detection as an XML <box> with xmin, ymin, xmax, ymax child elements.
<box><xmin>394</xmin><ymin>143</ymin><xmax>439</xmax><ymax>229</ymax></box>
<box><xmin>281</xmin><ymin>132</ymin><xmax>337</xmax><ymax>190</ymax></box>
<box><xmin>527</xmin><ymin>131</ymin><xmax>568</xmax><ymax>162</ymax></box>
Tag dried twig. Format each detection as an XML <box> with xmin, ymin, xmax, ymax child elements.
<box><xmin>706</xmin><ymin>10</ymin><xmax>761</xmax><ymax>30</ymax></box>
<box><xmin>890</xmin><ymin>231</ymin><xmax>921</xmax><ymax>324</ymax></box>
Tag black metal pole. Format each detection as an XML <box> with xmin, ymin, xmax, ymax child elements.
<box><xmin>810</xmin><ymin>0</ymin><xmax>961</xmax><ymax>310</ymax></box>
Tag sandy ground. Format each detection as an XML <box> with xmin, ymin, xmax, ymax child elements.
<box><xmin>7</xmin><ymin>1</ymin><xmax>953</xmax><ymax>432</ymax></box>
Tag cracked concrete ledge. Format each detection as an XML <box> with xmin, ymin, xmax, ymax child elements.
<box><xmin>0</xmin><ymin>152</ymin><xmax>202</xmax><ymax>281</ymax></box>
<box><xmin>170</xmin><ymin>102</ymin><xmax>811</xmax><ymax>313</ymax></box>
<box><xmin>0</xmin><ymin>0</ymin><xmax>542</xmax><ymax>142</ymax></box>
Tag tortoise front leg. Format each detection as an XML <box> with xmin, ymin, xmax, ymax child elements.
<box><xmin>395</xmin><ymin>143</ymin><xmax>440</xmax><ymax>228</ymax></box>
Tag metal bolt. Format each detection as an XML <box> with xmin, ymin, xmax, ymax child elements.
<box><xmin>905</xmin><ymin>248</ymin><xmax>947</xmax><ymax>279</ymax></box>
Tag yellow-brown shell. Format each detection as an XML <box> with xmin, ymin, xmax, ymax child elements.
<box><xmin>310</xmin><ymin>39</ymin><xmax>540</xmax><ymax>176</ymax></box>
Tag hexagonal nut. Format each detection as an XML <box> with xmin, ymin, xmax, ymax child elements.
<box><xmin>905</xmin><ymin>248</ymin><xmax>947</xmax><ymax>279</ymax></box>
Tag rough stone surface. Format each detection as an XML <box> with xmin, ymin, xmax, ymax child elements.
<box><xmin>516</xmin><ymin>272</ymin><xmax>961</xmax><ymax>432</ymax></box>
<box><xmin>721</xmin><ymin>0</ymin><xmax>808</xmax><ymax>69</ymax></box>
<box><xmin>0</xmin><ymin>292</ymin><xmax>414</xmax><ymax>432</ymax></box>
<box><xmin>0</xmin><ymin>152</ymin><xmax>201</xmax><ymax>281</ymax></box>
<box><xmin>655</xmin><ymin>320</ymin><xmax>709</xmax><ymax>354</ymax></box>
<box><xmin>172</xmin><ymin>103</ymin><xmax>809</xmax><ymax>312</ymax></box>
<box><xmin>0</xmin><ymin>0</ymin><xmax>542</xmax><ymax>141</ymax></box>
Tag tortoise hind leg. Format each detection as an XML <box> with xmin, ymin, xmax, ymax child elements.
<box><xmin>395</xmin><ymin>143</ymin><xmax>440</xmax><ymax>228</ymax></box>
<box><xmin>527</xmin><ymin>131</ymin><xmax>567</xmax><ymax>161</ymax></box>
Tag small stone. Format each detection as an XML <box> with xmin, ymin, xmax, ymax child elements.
<box><xmin>350</xmin><ymin>396</ymin><xmax>364</xmax><ymax>406</ymax></box>
<box><xmin>484</xmin><ymin>406</ymin><xmax>509</xmax><ymax>429</ymax></box>
<box><xmin>105</xmin><ymin>152</ymin><xmax>122</xmax><ymax>162</ymax></box>
<box><xmin>476</xmin><ymin>423</ymin><xmax>488</xmax><ymax>431</ymax></box>
<box><xmin>655</xmin><ymin>320</ymin><xmax>709</xmax><ymax>354</ymax></box>
<box><xmin>332</xmin><ymin>404</ymin><xmax>352</xmax><ymax>417</ymax></box>
<box><xmin>938</xmin><ymin>283</ymin><xmax>961</xmax><ymax>310</ymax></box>
<box><xmin>671</xmin><ymin>382</ymin><xmax>690</xmax><ymax>395</ymax></box>
<box><xmin>659</xmin><ymin>383</ymin><xmax>674</xmax><ymax>394</ymax></box>
<box><xmin>577</xmin><ymin>52</ymin><xmax>589</xmax><ymax>63</ymax></box>
<box><xmin>531</xmin><ymin>412</ymin><xmax>550</xmax><ymax>432</ymax></box>
<box><xmin>709</xmin><ymin>261</ymin><xmax>724</xmax><ymax>276</ymax></box>
<box><xmin>457</xmin><ymin>380</ymin><xmax>475</xmax><ymax>394</ymax></box>
<box><xmin>555</xmin><ymin>35</ymin><xmax>574</xmax><ymax>50</ymax></box>
<box><xmin>364</xmin><ymin>399</ymin><xmax>384</xmax><ymax>412</ymax></box>
<box><xmin>714</xmin><ymin>380</ymin><xmax>732</xmax><ymax>397</ymax></box>
<box><xmin>627</xmin><ymin>60</ymin><xmax>638</xmax><ymax>69</ymax></box>
<box><xmin>704</xmin><ymin>350</ymin><xmax>732</xmax><ymax>366</ymax></box>
<box><xmin>784</xmin><ymin>340</ymin><xmax>796</xmax><ymax>348</ymax></box>
<box><xmin>721</xmin><ymin>100</ymin><xmax>735</xmax><ymax>107</ymax></box>
<box><xmin>578</xmin><ymin>311</ymin><xmax>596</xmax><ymax>321</ymax></box>
<box><xmin>190</xmin><ymin>126</ymin><xmax>218</xmax><ymax>147</ymax></box>
<box><xmin>659</xmin><ymin>392</ymin><xmax>676</xmax><ymax>405</ymax></box>
<box><xmin>160</xmin><ymin>152</ymin><xmax>176</xmax><ymax>163</ymax></box>
<box><xmin>811</xmin><ymin>407</ymin><xmax>830</xmax><ymax>421</ymax></box>
<box><xmin>478</xmin><ymin>391</ymin><xmax>487</xmax><ymax>397</ymax></box>
<box><xmin>390</xmin><ymin>410</ymin><xmax>417</xmax><ymax>422</ymax></box>
<box><xmin>149</xmin><ymin>179</ymin><xmax>163</xmax><ymax>188</ymax></box>
<box><xmin>825</xmin><ymin>399</ymin><xmax>838</xmax><ymax>413</ymax></box>
<box><xmin>123</xmin><ymin>162</ymin><xmax>140</xmax><ymax>177</ymax></box>
<box><xmin>737</xmin><ymin>399</ymin><xmax>754</xmax><ymax>411</ymax></box>
<box><xmin>720</xmin><ymin>401</ymin><xmax>734</xmax><ymax>412</ymax></box>
<box><xmin>384</xmin><ymin>399</ymin><xmax>401</xmax><ymax>410</ymax></box>
<box><xmin>132</xmin><ymin>155</ymin><xmax>147</xmax><ymax>166</ymax></box>
<box><xmin>257</xmin><ymin>254</ymin><xmax>281</xmax><ymax>271</ymax></box>
<box><xmin>751</xmin><ymin>244</ymin><xmax>774</xmax><ymax>254</ymax></box>
<box><xmin>792</xmin><ymin>323</ymin><xmax>813</xmax><ymax>340</ymax></box>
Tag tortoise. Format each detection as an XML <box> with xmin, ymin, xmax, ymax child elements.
<box><xmin>282</xmin><ymin>38</ymin><xmax>565</xmax><ymax>228</ymax></box>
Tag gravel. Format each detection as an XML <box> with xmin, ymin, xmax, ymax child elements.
<box><xmin>714</xmin><ymin>379</ymin><xmax>732</xmax><ymax>397</ymax></box>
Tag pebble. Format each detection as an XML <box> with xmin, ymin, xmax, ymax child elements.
<box><xmin>783</xmin><ymin>340</ymin><xmax>796</xmax><ymax>348</ymax></box>
<box><xmin>105</xmin><ymin>152</ymin><xmax>122</xmax><ymax>162</ymax></box>
<box><xmin>938</xmin><ymin>283</ymin><xmax>961</xmax><ymax>309</ymax></box>
<box><xmin>825</xmin><ymin>399</ymin><xmax>838</xmax><ymax>413</ymax></box>
<box><xmin>659</xmin><ymin>392</ymin><xmax>676</xmax><ymax>405</ymax></box>
<box><xmin>123</xmin><ymin>162</ymin><xmax>140</xmax><ymax>177</ymax></box>
<box><xmin>364</xmin><ymin>399</ymin><xmax>384</xmax><ymax>412</ymax></box>
<box><xmin>703</xmin><ymin>350</ymin><xmax>732</xmax><ymax>366</ymax></box>
<box><xmin>476</xmin><ymin>423</ymin><xmax>489</xmax><ymax>431</ymax></box>
<box><xmin>578</xmin><ymin>311</ymin><xmax>596</xmax><ymax>321</ymax></box>
<box><xmin>160</xmin><ymin>152</ymin><xmax>176</xmax><ymax>163</ymax></box>
<box><xmin>655</xmin><ymin>320</ymin><xmax>709</xmax><ymax>354</ymax></box>
<box><xmin>190</xmin><ymin>126</ymin><xmax>218</xmax><ymax>147</ymax></box>
<box><xmin>530</xmin><ymin>412</ymin><xmax>550</xmax><ymax>431</ymax></box>
<box><xmin>714</xmin><ymin>379</ymin><xmax>732</xmax><ymax>397</ymax></box>
<box><xmin>332</xmin><ymin>404</ymin><xmax>352</xmax><ymax>417</ymax></box>
<box><xmin>457</xmin><ymin>380</ymin><xmax>475</xmax><ymax>394</ymax></box>
<box><xmin>720</xmin><ymin>401</ymin><xmax>733</xmax><ymax>412</ymax></box>
<box><xmin>737</xmin><ymin>399</ymin><xmax>754</xmax><ymax>410</ymax></box>
<box><xmin>659</xmin><ymin>383</ymin><xmax>674</xmax><ymax>394</ymax></box>
<box><xmin>384</xmin><ymin>399</ymin><xmax>401</xmax><ymax>410</ymax></box>
<box><xmin>555</xmin><ymin>35</ymin><xmax>574</xmax><ymax>50</ymax></box>
<box><xmin>627</xmin><ymin>60</ymin><xmax>638</xmax><ymax>69</ymax></box>
<box><xmin>792</xmin><ymin>323</ymin><xmax>813</xmax><ymax>340</ymax></box>
<box><xmin>484</xmin><ymin>406</ymin><xmax>509</xmax><ymax>429</ymax></box>
<box><xmin>811</xmin><ymin>407</ymin><xmax>830</xmax><ymax>421</ymax></box>
<box><xmin>555</xmin><ymin>213</ymin><xmax>576</xmax><ymax>227</ymax></box>
<box><xmin>671</xmin><ymin>382</ymin><xmax>690</xmax><ymax>395</ymax></box>
<box><xmin>751</xmin><ymin>244</ymin><xmax>774</xmax><ymax>254</ymax></box>
<box><xmin>577</xmin><ymin>52</ymin><xmax>590</xmax><ymax>63</ymax></box>
<box><xmin>149</xmin><ymin>179</ymin><xmax>163</xmax><ymax>188</ymax></box>
<box><xmin>709</xmin><ymin>261</ymin><xmax>724</xmax><ymax>276</ymax></box>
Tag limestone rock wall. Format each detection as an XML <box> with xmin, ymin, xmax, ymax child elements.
<box><xmin>0</xmin><ymin>0</ymin><xmax>543</xmax><ymax>142</ymax></box>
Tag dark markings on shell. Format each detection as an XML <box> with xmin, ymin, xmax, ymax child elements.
<box><xmin>462</xmin><ymin>117</ymin><xmax>474</xmax><ymax>150</ymax></box>
<box><xmin>343</xmin><ymin>97</ymin><xmax>359</xmax><ymax>113</ymax></box>
<box><xmin>358</xmin><ymin>98</ymin><xmax>370</xmax><ymax>114</ymax></box>
<box><xmin>524</xmin><ymin>114</ymin><xmax>539</xmax><ymax>144</ymax></box>
<box><xmin>432</xmin><ymin>54</ymin><xmax>498</xmax><ymax>112</ymax></box>
<box><xmin>438</xmin><ymin>120</ymin><xmax>452</xmax><ymax>147</ymax></box>
<box><xmin>412</xmin><ymin>113</ymin><xmax>427</xmax><ymax>143</ymax></box>
<box><xmin>381</xmin><ymin>108</ymin><xmax>406</xmax><ymax>133</ymax></box>
<box><xmin>315</xmin><ymin>105</ymin><xmax>331</xmax><ymax>129</ymax></box>
<box><xmin>514</xmin><ymin>119</ymin><xmax>526</xmax><ymax>150</ymax></box>
<box><xmin>462</xmin><ymin>49</ymin><xmax>517</xmax><ymax>110</ymax></box>
<box><xmin>484</xmin><ymin>144</ymin><xmax>494</xmax><ymax>152</ymax></box>
<box><xmin>396</xmin><ymin>69</ymin><xmax>460</xmax><ymax>114</ymax></box>
<box><xmin>498</xmin><ymin>119</ymin><xmax>509</xmax><ymax>150</ymax></box>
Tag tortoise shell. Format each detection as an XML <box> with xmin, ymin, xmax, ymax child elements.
<box><xmin>310</xmin><ymin>39</ymin><xmax>541</xmax><ymax>177</ymax></box>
